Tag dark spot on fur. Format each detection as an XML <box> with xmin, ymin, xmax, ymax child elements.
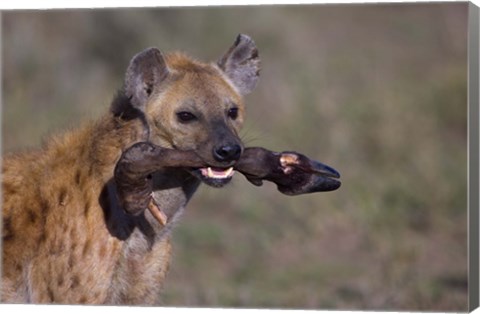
<box><xmin>57</xmin><ymin>275</ymin><xmax>64</xmax><ymax>287</ymax></box>
<box><xmin>99</xmin><ymin>244</ymin><xmax>107</xmax><ymax>258</ymax></box>
<box><xmin>39</xmin><ymin>232</ymin><xmax>47</xmax><ymax>244</ymax></box>
<box><xmin>84</xmin><ymin>199</ymin><xmax>91</xmax><ymax>216</ymax></box>
<box><xmin>3</xmin><ymin>216</ymin><xmax>12</xmax><ymax>230</ymax></box>
<box><xmin>74</xmin><ymin>170</ymin><xmax>82</xmax><ymax>186</ymax></box>
<box><xmin>88</xmin><ymin>165</ymin><xmax>95</xmax><ymax>178</ymax></box>
<box><xmin>71</xmin><ymin>275</ymin><xmax>80</xmax><ymax>289</ymax></box>
<box><xmin>40</xmin><ymin>198</ymin><xmax>50</xmax><ymax>215</ymax></box>
<box><xmin>27</xmin><ymin>210</ymin><xmax>38</xmax><ymax>224</ymax></box>
<box><xmin>79</xmin><ymin>296</ymin><xmax>87</xmax><ymax>303</ymax></box>
<box><xmin>68</xmin><ymin>254</ymin><xmax>74</xmax><ymax>270</ymax></box>
<box><xmin>2</xmin><ymin>182</ymin><xmax>16</xmax><ymax>196</ymax></box>
<box><xmin>2</xmin><ymin>216</ymin><xmax>14</xmax><ymax>242</ymax></box>
<box><xmin>82</xmin><ymin>239</ymin><xmax>91</xmax><ymax>257</ymax></box>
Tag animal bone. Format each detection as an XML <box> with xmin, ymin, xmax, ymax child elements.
<box><xmin>114</xmin><ymin>142</ymin><xmax>341</xmax><ymax>220</ymax></box>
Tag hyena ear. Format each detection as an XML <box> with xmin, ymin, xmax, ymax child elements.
<box><xmin>124</xmin><ymin>47</ymin><xmax>169</xmax><ymax>110</ymax></box>
<box><xmin>217</xmin><ymin>34</ymin><xmax>260</xmax><ymax>95</ymax></box>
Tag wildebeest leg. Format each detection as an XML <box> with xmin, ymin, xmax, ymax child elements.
<box><xmin>114</xmin><ymin>143</ymin><xmax>341</xmax><ymax>223</ymax></box>
<box><xmin>114</xmin><ymin>142</ymin><xmax>205</xmax><ymax>220</ymax></box>
<box><xmin>234</xmin><ymin>147</ymin><xmax>341</xmax><ymax>195</ymax></box>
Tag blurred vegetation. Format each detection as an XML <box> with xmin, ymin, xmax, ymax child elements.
<box><xmin>2</xmin><ymin>3</ymin><xmax>469</xmax><ymax>311</ymax></box>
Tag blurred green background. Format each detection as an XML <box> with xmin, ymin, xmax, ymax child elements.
<box><xmin>2</xmin><ymin>3</ymin><xmax>469</xmax><ymax>311</ymax></box>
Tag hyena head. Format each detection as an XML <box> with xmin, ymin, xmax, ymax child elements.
<box><xmin>112</xmin><ymin>34</ymin><xmax>260</xmax><ymax>187</ymax></box>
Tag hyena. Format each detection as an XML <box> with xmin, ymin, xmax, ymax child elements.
<box><xmin>1</xmin><ymin>34</ymin><xmax>340</xmax><ymax>305</ymax></box>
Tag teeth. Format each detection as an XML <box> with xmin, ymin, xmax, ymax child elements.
<box><xmin>203</xmin><ymin>167</ymin><xmax>235</xmax><ymax>179</ymax></box>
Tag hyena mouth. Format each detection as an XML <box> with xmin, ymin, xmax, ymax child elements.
<box><xmin>192</xmin><ymin>166</ymin><xmax>235</xmax><ymax>187</ymax></box>
<box><xmin>200</xmin><ymin>167</ymin><xmax>235</xmax><ymax>179</ymax></box>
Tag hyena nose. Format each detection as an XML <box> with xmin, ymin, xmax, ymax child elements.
<box><xmin>213</xmin><ymin>144</ymin><xmax>242</xmax><ymax>163</ymax></box>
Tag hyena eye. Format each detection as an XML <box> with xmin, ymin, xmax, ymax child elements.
<box><xmin>228</xmin><ymin>107</ymin><xmax>239</xmax><ymax>120</ymax></box>
<box><xmin>176</xmin><ymin>111</ymin><xmax>197</xmax><ymax>123</ymax></box>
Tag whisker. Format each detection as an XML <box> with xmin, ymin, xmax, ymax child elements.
<box><xmin>240</xmin><ymin>122</ymin><xmax>267</xmax><ymax>146</ymax></box>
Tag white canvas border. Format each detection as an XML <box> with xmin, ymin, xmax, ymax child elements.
<box><xmin>0</xmin><ymin>1</ymin><xmax>478</xmax><ymax>314</ymax></box>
